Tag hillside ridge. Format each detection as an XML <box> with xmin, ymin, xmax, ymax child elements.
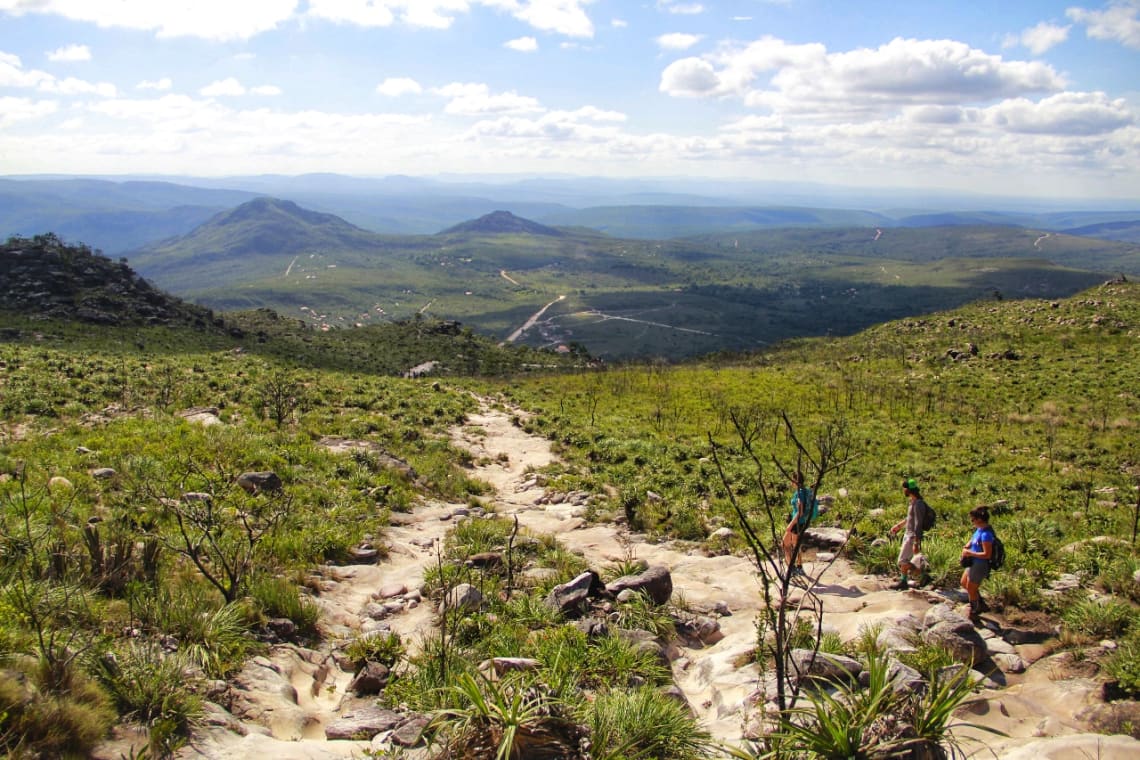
<box><xmin>0</xmin><ymin>233</ymin><xmax>220</xmax><ymax>329</ymax></box>
<box><xmin>441</xmin><ymin>209</ymin><xmax>566</xmax><ymax>237</ymax></box>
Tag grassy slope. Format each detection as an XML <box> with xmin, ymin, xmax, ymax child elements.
<box><xmin>492</xmin><ymin>281</ymin><xmax>1140</xmax><ymax>577</ymax></box>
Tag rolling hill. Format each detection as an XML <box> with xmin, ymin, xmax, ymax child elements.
<box><xmin>120</xmin><ymin>197</ymin><xmax>1140</xmax><ymax>360</ymax></box>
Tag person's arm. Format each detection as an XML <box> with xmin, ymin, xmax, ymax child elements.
<box><xmin>969</xmin><ymin>532</ymin><xmax>993</xmax><ymax>559</ymax></box>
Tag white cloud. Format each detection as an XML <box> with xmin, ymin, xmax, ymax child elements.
<box><xmin>200</xmin><ymin>78</ymin><xmax>246</xmax><ymax>97</ymax></box>
<box><xmin>403</xmin><ymin>1</ymin><xmax>466</xmax><ymax>29</ymax></box>
<box><xmin>0</xmin><ymin>0</ymin><xmax>298</xmax><ymax>41</ymax></box>
<box><xmin>250</xmin><ymin>84</ymin><xmax>282</xmax><ymax>96</ymax></box>
<box><xmin>662</xmin><ymin>36</ymin><xmax>1065</xmax><ymax>112</ymax></box>
<box><xmin>46</xmin><ymin>44</ymin><xmax>92</xmax><ymax>62</ymax></box>
<box><xmin>1016</xmin><ymin>22</ymin><xmax>1071</xmax><ymax>54</ymax></box>
<box><xmin>434</xmin><ymin>82</ymin><xmax>543</xmax><ymax>115</ymax></box>
<box><xmin>658</xmin><ymin>1</ymin><xmax>704</xmax><ymax>15</ymax></box>
<box><xmin>1068</xmin><ymin>1</ymin><xmax>1140</xmax><ymax>49</ymax></box>
<box><xmin>0</xmin><ymin>95</ymin><xmax>58</xmax><ymax>127</ymax></box>
<box><xmin>611</xmin><ymin>18</ymin><xmax>627</xmax><ymax>28</ymax></box>
<box><xmin>307</xmin><ymin>0</ymin><xmax>396</xmax><ymax>27</ymax></box>
<box><xmin>659</xmin><ymin>57</ymin><xmax>720</xmax><ymax>97</ymax></box>
<box><xmin>986</xmin><ymin>91</ymin><xmax>1134</xmax><ymax>135</ymax></box>
<box><xmin>41</xmin><ymin>76</ymin><xmax>117</xmax><ymax>97</ymax></box>
<box><xmin>498</xmin><ymin>0</ymin><xmax>594</xmax><ymax>38</ymax></box>
<box><xmin>1</xmin><ymin>50</ymin><xmax>115</xmax><ymax>95</ymax></box>
<box><xmin>0</xmin><ymin>51</ymin><xmax>53</xmax><ymax>89</ymax></box>
<box><xmin>137</xmin><ymin>78</ymin><xmax>173</xmax><ymax>91</ymax></box>
<box><xmin>305</xmin><ymin>1</ymin><xmax>474</xmax><ymax>31</ymax></box>
<box><xmin>656</xmin><ymin>33</ymin><xmax>702</xmax><ymax>51</ymax></box>
<box><xmin>376</xmin><ymin>77</ymin><xmax>422</xmax><ymax>96</ymax></box>
<box><xmin>505</xmin><ymin>36</ymin><xmax>538</xmax><ymax>52</ymax></box>
<box><xmin>46</xmin><ymin>93</ymin><xmax>436</xmax><ymax>175</ymax></box>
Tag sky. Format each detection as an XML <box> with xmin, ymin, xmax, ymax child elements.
<box><xmin>1</xmin><ymin>0</ymin><xmax>1139</xmax><ymax>201</ymax></box>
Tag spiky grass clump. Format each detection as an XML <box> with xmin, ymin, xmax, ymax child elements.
<box><xmin>586</xmin><ymin>686</ymin><xmax>714</xmax><ymax>760</ymax></box>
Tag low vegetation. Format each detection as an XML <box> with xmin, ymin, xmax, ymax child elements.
<box><xmin>1</xmin><ymin>234</ymin><xmax>1138</xmax><ymax>756</ymax></box>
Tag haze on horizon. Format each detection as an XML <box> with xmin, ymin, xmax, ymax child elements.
<box><xmin>2</xmin><ymin>0</ymin><xmax>1140</xmax><ymax>202</ymax></box>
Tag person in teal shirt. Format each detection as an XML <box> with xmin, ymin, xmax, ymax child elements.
<box><xmin>782</xmin><ymin>470</ymin><xmax>817</xmax><ymax>576</ymax></box>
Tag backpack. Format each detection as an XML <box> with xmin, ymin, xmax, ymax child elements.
<box><xmin>919</xmin><ymin>500</ymin><xmax>936</xmax><ymax>533</ymax></box>
<box><xmin>792</xmin><ymin>487</ymin><xmax>818</xmax><ymax>527</ymax></box>
<box><xmin>990</xmin><ymin>534</ymin><xmax>1005</xmax><ymax>571</ymax></box>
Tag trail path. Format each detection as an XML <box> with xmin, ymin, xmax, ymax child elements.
<box><xmin>117</xmin><ymin>399</ymin><xmax>1139</xmax><ymax>760</ymax></box>
<box><xmin>501</xmin><ymin>294</ymin><xmax>564</xmax><ymax>344</ymax></box>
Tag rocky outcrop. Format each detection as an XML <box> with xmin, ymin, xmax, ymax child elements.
<box><xmin>0</xmin><ymin>233</ymin><xmax>219</xmax><ymax>328</ymax></box>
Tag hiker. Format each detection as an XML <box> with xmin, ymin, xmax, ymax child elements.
<box><xmin>782</xmin><ymin>470</ymin><xmax>815</xmax><ymax>577</ymax></box>
<box><xmin>888</xmin><ymin>478</ymin><xmax>930</xmax><ymax>590</ymax></box>
<box><xmin>960</xmin><ymin>505</ymin><xmax>995</xmax><ymax>618</ymax></box>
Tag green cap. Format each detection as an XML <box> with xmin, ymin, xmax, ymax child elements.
<box><xmin>904</xmin><ymin>478</ymin><xmax>919</xmax><ymax>490</ymax></box>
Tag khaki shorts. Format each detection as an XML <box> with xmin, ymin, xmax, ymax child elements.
<box><xmin>897</xmin><ymin>533</ymin><xmax>918</xmax><ymax>567</ymax></box>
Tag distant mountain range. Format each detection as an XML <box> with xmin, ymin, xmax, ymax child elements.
<box><xmin>4</xmin><ymin>175</ymin><xmax>1139</xmax><ymax>255</ymax></box>
<box><xmin>105</xmin><ymin>195</ymin><xmax>1138</xmax><ymax>359</ymax></box>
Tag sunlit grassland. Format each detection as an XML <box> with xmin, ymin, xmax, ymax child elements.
<box><xmin>485</xmin><ymin>282</ymin><xmax>1140</xmax><ymax>562</ymax></box>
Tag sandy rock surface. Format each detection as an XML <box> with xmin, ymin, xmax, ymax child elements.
<box><xmin>88</xmin><ymin>399</ymin><xmax>1138</xmax><ymax>759</ymax></box>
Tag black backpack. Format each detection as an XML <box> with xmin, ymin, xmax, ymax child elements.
<box><xmin>919</xmin><ymin>500</ymin><xmax>936</xmax><ymax>533</ymax></box>
<box><xmin>990</xmin><ymin>534</ymin><xmax>1005</xmax><ymax>571</ymax></box>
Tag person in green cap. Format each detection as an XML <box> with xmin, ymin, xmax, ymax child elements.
<box><xmin>888</xmin><ymin>478</ymin><xmax>931</xmax><ymax>590</ymax></box>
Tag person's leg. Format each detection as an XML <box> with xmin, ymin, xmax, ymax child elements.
<box><xmin>782</xmin><ymin>529</ymin><xmax>795</xmax><ymax>567</ymax></box>
<box><xmin>893</xmin><ymin>535</ymin><xmax>915</xmax><ymax>589</ymax></box>
<box><xmin>966</xmin><ymin>562</ymin><xmax>988</xmax><ymax>614</ymax></box>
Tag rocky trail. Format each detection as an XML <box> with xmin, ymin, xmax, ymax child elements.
<box><xmin>98</xmin><ymin>400</ymin><xmax>1140</xmax><ymax>759</ymax></box>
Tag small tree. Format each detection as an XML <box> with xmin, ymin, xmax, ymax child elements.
<box><xmin>256</xmin><ymin>369</ymin><xmax>304</xmax><ymax>428</ymax></box>
<box><xmin>708</xmin><ymin>408</ymin><xmax>854</xmax><ymax>714</ymax></box>
<box><xmin>152</xmin><ymin>461</ymin><xmax>291</xmax><ymax>604</ymax></box>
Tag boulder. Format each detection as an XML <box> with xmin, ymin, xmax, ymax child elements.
<box><xmin>922</xmin><ymin>616</ymin><xmax>987</xmax><ymax>668</ymax></box>
<box><xmin>545</xmin><ymin>571</ymin><xmax>605</xmax><ymax>618</ymax></box>
<box><xmin>348</xmin><ymin>662</ymin><xmax>390</xmax><ymax>696</ymax></box>
<box><xmin>787</xmin><ymin>649</ymin><xmax>862</xmax><ymax>684</ymax></box>
<box><xmin>803</xmin><ymin>527</ymin><xmax>849</xmax><ymax>549</ymax></box>
<box><xmin>440</xmin><ymin>583</ymin><xmax>483</xmax><ymax>614</ymax></box>
<box><xmin>606</xmin><ymin>565</ymin><xmax>673</xmax><ymax>606</ymax></box>
<box><xmin>377</xmin><ymin>582</ymin><xmax>407</xmax><ymax>599</ymax></box>
<box><xmin>886</xmin><ymin>659</ymin><xmax>925</xmax><ymax>694</ymax></box>
<box><xmin>236</xmin><ymin>471</ymin><xmax>283</xmax><ymax>494</ymax></box>
<box><xmin>466</xmin><ymin>551</ymin><xmax>502</xmax><ymax>569</ymax></box>
<box><xmin>390</xmin><ymin>714</ymin><xmax>431</xmax><ymax>747</ymax></box>
<box><xmin>676</xmin><ymin>615</ymin><xmax>725</xmax><ymax>647</ymax></box>
<box><xmin>324</xmin><ymin>705</ymin><xmax>404</xmax><ymax>740</ymax></box>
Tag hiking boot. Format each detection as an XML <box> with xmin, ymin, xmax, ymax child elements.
<box><xmin>975</xmin><ymin>596</ymin><xmax>990</xmax><ymax>613</ymax></box>
<box><xmin>915</xmin><ymin>572</ymin><xmax>932</xmax><ymax>588</ymax></box>
<box><xmin>888</xmin><ymin>578</ymin><xmax>909</xmax><ymax>591</ymax></box>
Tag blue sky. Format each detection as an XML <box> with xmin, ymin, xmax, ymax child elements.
<box><xmin>1</xmin><ymin>1</ymin><xmax>1139</xmax><ymax>201</ymax></box>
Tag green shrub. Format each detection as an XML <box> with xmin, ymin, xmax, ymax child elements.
<box><xmin>91</xmin><ymin>642</ymin><xmax>202</xmax><ymax>755</ymax></box>
<box><xmin>897</xmin><ymin>640</ymin><xmax>957</xmax><ymax>676</ymax></box>
<box><xmin>247</xmin><ymin>576</ymin><xmax>320</xmax><ymax>639</ymax></box>
<box><xmin>0</xmin><ymin>658</ymin><xmax>115</xmax><ymax>759</ymax></box>
<box><xmin>1104</xmin><ymin>631</ymin><xmax>1140</xmax><ymax>698</ymax></box>
<box><xmin>344</xmin><ymin>631</ymin><xmax>405</xmax><ymax>671</ymax></box>
<box><xmin>586</xmin><ymin>686</ymin><xmax>714</xmax><ymax>760</ymax></box>
<box><xmin>612</xmin><ymin>593</ymin><xmax>676</xmax><ymax>640</ymax></box>
<box><xmin>1061</xmin><ymin>597</ymin><xmax>1137</xmax><ymax>641</ymax></box>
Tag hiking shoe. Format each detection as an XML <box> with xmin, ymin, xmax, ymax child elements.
<box><xmin>915</xmin><ymin>572</ymin><xmax>932</xmax><ymax>588</ymax></box>
<box><xmin>975</xmin><ymin>597</ymin><xmax>990</xmax><ymax>613</ymax></box>
<box><xmin>888</xmin><ymin>578</ymin><xmax>909</xmax><ymax>591</ymax></box>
